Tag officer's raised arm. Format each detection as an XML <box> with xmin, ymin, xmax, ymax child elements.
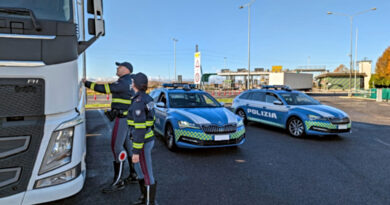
<box><xmin>84</xmin><ymin>62</ymin><xmax>133</xmax><ymax>94</ymax></box>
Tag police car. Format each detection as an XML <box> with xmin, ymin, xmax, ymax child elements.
<box><xmin>149</xmin><ymin>83</ymin><xmax>245</xmax><ymax>150</ymax></box>
<box><xmin>232</xmin><ymin>85</ymin><xmax>351</xmax><ymax>137</ymax></box>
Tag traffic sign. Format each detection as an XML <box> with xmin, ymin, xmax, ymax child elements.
<box><xmin>194</xmin><ymin>52</ymin><xmax>201</xmax><ymax>84</ymax></box>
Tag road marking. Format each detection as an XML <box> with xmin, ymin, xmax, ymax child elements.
<box><xmin>98</xmin><ymin>109</ymin><xmax>112</xmax><ymax>133</ymax></box>
<box><xmin>375</xmin><ymin>138</ymin><xmax>390</xmax><ymax>147</ymax></box>
<box><xmin>235</xmin><ymin>159</ymin><xmax>246</xmax><ymax>163</ymax></box>
<box><xmin>86</xmin><ymin>133</ymin><xmax>102</xmax><ymax>137</ymax></box>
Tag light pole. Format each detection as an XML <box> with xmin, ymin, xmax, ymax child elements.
<box><xmin>240</xmin><ymin>0</ymin><xmax>255</xmax><ymax>90</ymax></box>
<box><xmin>327</xmin><ymin>8</ymin><xmax>376</xmax><ymax>93</ymax></box>
<box><xmin>172</xmin><ymin>38</ymin><xmax>178</xmax><ymax>82</ymax></box>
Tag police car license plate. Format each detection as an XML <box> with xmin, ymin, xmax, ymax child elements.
<box><xmin>215</xmin><ymin>134</ymin><xmax>229</xmax><ymax>141</ymax></box>
<box><xmin>338</xmin><ymin>124</ymin><xmax>347</xmax><ymax>130</ymax></box>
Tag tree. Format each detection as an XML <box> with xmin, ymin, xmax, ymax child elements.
<box><xmin>375</xmin><ymin>46</ymin><xmax>390</xmax><ymax>78</ymax></box>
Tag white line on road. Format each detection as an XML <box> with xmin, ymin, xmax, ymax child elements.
<box><xmin>375</xmin><ymin>138</ymin><xmax>390</xmax><ymax>147</ymax></box>
<box><xmin>98</xmin><ymin>109</ymin><xmax>112</xmax><ymax>134</ymax></box>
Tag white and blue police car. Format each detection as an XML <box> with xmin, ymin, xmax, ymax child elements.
<box><xmin>232</xmin><ymin>85</ymin><xmax>351</xmax><ymax>137</ymax></box>
<box><xmin>149</xmin><ymin>83</ymin><xmax>245</xmax><ymax>150</ymax></box>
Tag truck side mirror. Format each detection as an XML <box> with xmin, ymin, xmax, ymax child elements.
<box><xmin>87</xmin><ymin>0</ymin><xmax>103</xmax><ymax>15</ymax></box>
<box><xmin>87</xmin><ymin>0</ymin><xmax>105</xmax><ymax>36</ymax></box>
<box><xmin>88</xmin><ymin>18</ymin><xmax>105</xmax><ymax>36</ymax></box>
<box><xmin>78</xmin><ymin>0</ymin><xmax>105</xmax><ymax>55</ymax></box>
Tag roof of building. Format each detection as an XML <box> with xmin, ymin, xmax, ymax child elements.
<box><xmin>315</xmin><ymin>72</ymin><xmax>367</xmax><ymax>79</ymax></box>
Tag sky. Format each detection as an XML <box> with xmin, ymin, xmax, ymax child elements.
<box><xmin>85</xmin><ymin>0</ymin><xmax>390</xmax><ymax>80</ymax></box>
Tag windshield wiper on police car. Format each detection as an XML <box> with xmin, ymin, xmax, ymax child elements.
<box><xmin>0</xmin><ymin>7</ymin><xmax>42</xmax><ymax>31</ymax></box>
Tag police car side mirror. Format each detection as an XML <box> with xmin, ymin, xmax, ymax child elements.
<box><xmin>220</xmin><ymin>102</ymin><xmax>225</xmax><ymax>107</ymax></box>
<box><xmin>273</xmin><ymin>100</ymin><xmax>283</xmax><ymax>105</ymax></box>
<box><xmin>156</xmin><ymin>102</ymin><xmax>166</xmax><ymax>108</ymax></box>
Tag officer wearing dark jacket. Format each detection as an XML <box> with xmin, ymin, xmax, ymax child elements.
<box><xmin>83</xmin><ymin>62</ymin><xmax>138</xmax><ymax>193</ymax></box>
<box><xmin>127</xmin><ymin>73</ymin><xmax>157</xmax><ymax>205</ymax></box>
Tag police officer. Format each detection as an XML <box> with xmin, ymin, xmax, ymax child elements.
<box><xmin>127</xmin><ymin>73</ymin><xmax>157</xmax><ymax>205</ymax></box>
<box><xmin>83</xmin><ymin>62</ymin><xmax>138</xmax><ymax>193</ymax></box>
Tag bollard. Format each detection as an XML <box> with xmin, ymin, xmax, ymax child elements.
<box><xmin>94</xmin><ymin>93</ymin><xmax>96</xmax><ymax>101</ymax></box>
<box><xmin>376</xmin><ymin>88</ymin><xmax>383</xmax><ymax>102</ymax></box>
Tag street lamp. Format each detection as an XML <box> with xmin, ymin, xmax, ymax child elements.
<box><xmin>327</xmin><ymin>8</ymin><xmax>376</xmax><ymax>93</ymax></box>
<box><xmin>172</xmin><ymin>38</ymin><xmax>178</xmax><ymax>82</ymax></box>
<box><xmin>240</xmin><ymin>0</ymin><xmax>255</xmax><ymax>90</ymax></box>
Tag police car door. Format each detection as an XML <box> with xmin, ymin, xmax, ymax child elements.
<box><xmin>246</xmin><ymin>91</ymin><xmax>266</xmax><ymax>121</ymax></box>
<box><xmin>264</xmin><ymin>92</ymin><xmax>288</xmax><ymax>127</ymax></box>
<box><xmin>154</xmin><ymin>92</ymin><xmax>168</xmax><ymax>133</ymax></box>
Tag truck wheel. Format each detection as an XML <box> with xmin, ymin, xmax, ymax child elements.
<box><xmin>287</xmin><ymin>117</ymin><xmax>305</xmax><ymax>138</ymax></box>
<box><xmin>236</xmin><ymin>109</ymin><xmax>248</xmax><ymax>125</ymax></box>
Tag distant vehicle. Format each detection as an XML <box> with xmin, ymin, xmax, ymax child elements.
<box><xmin>150</xmin><ymin>84</ymin><xmax>245</xmax><ymax>150</ymax></box>
<box><xmin>232</xmin><ymin>85</ymin><xmax>351</xmax><ymax>137</ymax></box>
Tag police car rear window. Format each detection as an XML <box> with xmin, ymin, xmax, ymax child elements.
<box><xmin>250</xmin><ymin>92</ymin><xmax>265</xmax><ymax>101</ymax></box>
<box><xmin>239</xmin><ymin>92</ymin><xmax>251</xmax><ymax>99</ymax></box>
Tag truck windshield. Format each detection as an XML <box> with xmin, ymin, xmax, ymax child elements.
<box><xmin>0</xmin><ymin>0</ymin><xmax>72</xmax><ymax>22</ymax></box>
<box><xmin>279</xmin><ymin>92</ymin><xmax>320</xmax><ymax>105</ymax></box>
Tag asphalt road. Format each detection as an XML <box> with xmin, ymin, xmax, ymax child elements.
<box><xmin>48</xmin><ymin>97</ymin><xmax>390</xmax><ymax>205</ymax></box>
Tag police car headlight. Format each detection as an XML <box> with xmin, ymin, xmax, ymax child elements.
<box><xmin>237</xmin><ymin>119</ymin><xmax>244</xmax><ymax>127</ymax></box>
<box><xmin>39</xmin><ymin>127</ymin><xmax>74</xmax><ymax>175</ymax></box>
<box><xmin>308</xmin><ymin>114</ymin><xmax>327</xmax><ymax>121</ymax></box>
<box><xmin>178</xmin><ymin>121</ymin><xmax>199</xmax><ymax>129</ymax></box>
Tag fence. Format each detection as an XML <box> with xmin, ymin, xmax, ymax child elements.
<box><xmin>208</xmin><ymin>90</ymin><xmax>243</xmax><ymax>98</ymax></box>
<box><xmin>353</xmin><ymin>89</ymin><xmax>390</xmax><ymax>101</ymax></box>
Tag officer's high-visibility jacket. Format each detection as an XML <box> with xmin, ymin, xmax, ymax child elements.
<box><xmin>85</xmin><ymin>74</ymin><xmax>133</xmax><ymax>111</ymax></box>
<box><xmin>127</xmin><ymin>91</ymin><xmax>155</xmax><ymax>154</ymax></box>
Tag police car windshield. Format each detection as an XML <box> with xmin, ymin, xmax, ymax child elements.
<box><xmin>169</xmin><ymin>92</ymin><xmax>221</xmax><ymax>108</ymax></box>
<box><xmin>279</xmin><ymin>92</ymin><xmax>320</xmax><ymax>105</ymax></box>
<box><xmin>0</xmin><ymin>0</ymin><xmax>72</xmax><ymax>22</ymax></box>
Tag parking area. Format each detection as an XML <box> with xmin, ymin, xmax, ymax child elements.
<box><xmin>48</xmin><ymin>97</ymin><xmax>390</xmax><ymax>205</ymax></box>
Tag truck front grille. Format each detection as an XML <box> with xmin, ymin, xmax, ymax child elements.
<box><xmin>0</xmin><ymin>78</ymin><xmax>45</xmax><ymax>198</ymax></box>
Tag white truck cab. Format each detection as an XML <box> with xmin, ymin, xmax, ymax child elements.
<box><xmin>0</xmin><ymin>0</ymin><xmax>104</xmax><ymax>204</ymax></box>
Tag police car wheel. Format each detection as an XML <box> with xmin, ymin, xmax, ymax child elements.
<box><xmin>236</xmin><ymin>109</ymin><xmax>248</xmax><ymax>125</ymax></box>
<box><xmin>287</xmin><ymin>117</ymin><xmax>305</xmax><ymax>137</ymax></box>
<box><xmin>165</xmin><ymin>124</ymin><xmax>177</xmax><ymax>151</ymax></box>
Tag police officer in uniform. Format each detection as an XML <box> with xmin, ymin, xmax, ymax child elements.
<box><xmin>83</xmin><ymin>62</ymin><xmax>138</xmax><ymax>193</ymax></box>
<box><xmin>127</xmin><ymin>73</ymin><xmax>157</xmax><ymax>205</ymax></box>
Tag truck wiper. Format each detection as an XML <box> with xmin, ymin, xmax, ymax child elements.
<box><xmin>0</xmin><ymin>7</ymin><xmax>41</xmax><ymax>31</ymax></box>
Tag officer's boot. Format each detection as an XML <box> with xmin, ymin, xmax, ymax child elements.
<box><xmin>147</xmin><ymin>182</ymin><xmax>157</xmax><ymax>205</ymax></box>
<box><xmin>133</xmin><ymin>179</ymin><xmax>146</xmax><ymax>205</ymax></box>
<box><xmin>125</xmin><ymin>159</ymin><xmax>138</xmax><ymax>185</ymax></box>
<box><xmin>101</xmin><ymin>161</ymin><xmax>125</xmax><ymax>193</ymax></box>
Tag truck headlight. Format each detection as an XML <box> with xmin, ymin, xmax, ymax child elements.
<box><xmin>307</xmin><ymin>114</ymin><xmax>327</xmax><ymax>121</ymax></box>
<box><xmin>178</xmin><ymin>121</ymin><xmax>199</xmax><ymax>129</ymax></box>
<box><xmin>34</xmin><ymin>163</ymin><xmax>81</xmax><ymax>189</ymax></box>
<box><xmin>39</xmin><ymin>127</ymin><xmax>74</xmax><ymax>175</ymax></box>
